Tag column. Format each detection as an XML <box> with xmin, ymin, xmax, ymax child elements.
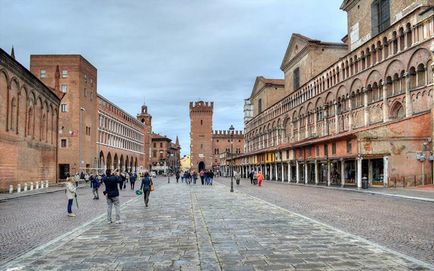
<box><xmin>314</xmin><ymin>160</ymin><xmax>319</xmax><ymax>185</ymax></box>
<box><xmin>368</xmin><ymin>159</ymin><xmax>373</xmax><ymax>183</ymax></box>
<box><xmin>383</xmin><ymin>82</ymin><xmax>389</xmax><ymax>122</ymax></box>
<box><xmin>340</xmin><ymin>159</ymin><xmax>345</xmax><ymax>187</ymax></box>
<box><xmin>363</xmin><ymin>88</ymin><xmax>369</xmax><ymax>127</ymax></box>
<box><xmin>334</xmin><ymin>103</ymin><xmax>339</xmax><ymax>133</ymax></box>
<box><xmin>275</xmin><ymin>163</ymin><xmax>278</xmax><ymax>181</ymax></box>
<box><xmin>296</xmin><ymin>160</ymin><xmax>300</xmax><ymax>183</ymax></box>
<box><xmin>288</xmin><ymin>162</ymin><xmax>291</xmax><ymax>183</ymax></box>
<box><xmin>327</xmin><ymin>161</ymin><xmax>331</xmax><ymax>186</ymax></box>
<box><xmin>405</xmin><ymin>73</ymin><xmax>413</xmax><ymax>117</ymax></box>
<box><xmin>357</xmin><ymin>157</ymin><xmax>363</xmax><ymax>188</ymax></box>
<box><xmin>281</xmin><ymin>162</ymin><xmax>285</xmax><ymax>182</ymax></box>
<box><xmin>265</xmin><ymin>164</ymin><xmax>268</xmax><ymax>180</ymax></box>
<box><xmin>304</xmin><ymin>162</ymin><xmax>308</xmax><ymax>184</ymax></box>
<box><xmin>383</xmin><ymin>156</ymin><xmax>389</xmax><ymax>187</ymax></box>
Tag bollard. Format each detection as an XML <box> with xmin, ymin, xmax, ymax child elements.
<box><xmin>35</xmin><ymin>181</ymin><xmax>39</xmax><ymax>189</ymax></box>
<box><xmin>30</xmin><ymin>182</ymin><xmax>34</xmax><ymax>190</ymax></box>
<box><xmin>17</xmin><ymin>184</ymin><xmax>21</xmax><ymax>193</ymax></box>
<box><xmin>45</xmin><ymin>180</ymin><xmax>49</xmax><ymax>188</ymax></box>
<box><xmin>24</xmin><ymin>183</ymin><xmax>28</xmax><ymax>192</ymax></box>
<box><xmin>9</xmin><ymin>185</ymin><xmax>13</xmax><ymax>194</ymax></box>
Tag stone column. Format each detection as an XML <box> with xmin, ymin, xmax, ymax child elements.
<box><xmin>340</xmin><ymin>159</ymin><xmax>345</xmax><ymax>187</ymax></box>
<box><xmin>281</xmin><ymin>162</ymin><xmax>285</xmax><ymax>182</ymax></box>
<box><xmin>304</xmin><ymin>162</ymin><xmax>308</xmax><ymax>184</ymax></box>
<box><xmin>383</xmin><ymin>156</ymin><xmax>389</xmax><ymax>187</ymax></box>
<box><xmin>264</xmin><ymin>164</ymin><xmax>268</xmax><ymax>180</ymax></box>
<box><xmin>327</xmin><ymin>161</ymin><xmax>331</xmax><ymax>186</ymax></box>
<box><xmin>368</xmin><ymin>159</ymin><xmax>373</xmax><ymax>183</ymax></box>
<box><xmin>363</xmin><ymin>87</ymin><xmax>369</xmax><ymax>127</ymax></box>
<box><xmin>357</xmin><ymin>157</ymin><xmax>363</xmax><ymax>188</ymax></box>
<box><xmin>314</xmin><ymin>160</ymin><xmax>319</xmax><ymax>185</ymax></box>
<box><xmin>288</xmin><ymin>162</ymin><xmax>291</xmax><ymax>183</ymax></box>
<box><xmin>383</xmin><ymin>82</ymin><xmax>389</xmax><ymax>122</ymax></box>
<box><xmin>334</xmin><ymin>103</ymin><xmax>339</xmax><ymax>133</ymax></box>
<box><xmin>296</xmin><ymin>160</ymin><xmax>300</xmax><ymax>183</ymax></box>
<box><xmin>405</xmin><ymin>72</ymin><xmax>413</xmax><ymax>117</ymax></box>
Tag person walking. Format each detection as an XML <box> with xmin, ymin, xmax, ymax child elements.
<box><xmin>140</xmin><ymin>171</ymin><xmax>153</xmax><ymax>207</ymax></box>
<box><xmin>91</xmin><ymin>173</ymin><xmax>100</xmax><ymax>199</ymax></box>
<box><xmin>103</xmin><ymin>169</ymin><xmax>123</xmax><ymax>224</ymax></box>
<box><xmin>235</xmin><ymin>170</ymin><xmax>241</xmax><ymax>185</ymax></box>
<box><xmin>208</xmin><ymin>170</ymin><xmax>214</xmax><ymax>185</ymax></box>
<box><xmin>249</xmin><ymin>171</ymin><xmax>254</xmax><ymax>184</ymax></box>
<box><xmin>130</xmin><ymin>172</ymin><xmax>137</xmax><ymax>190</ymax></box>
<box><xmin>192</xmin><ymin>171</ymin><xmax>197</xmax><ymax>184</ymax></box>
<box><xmin>257</xmin><ymin>170</ymin><xmax>264</xmax><ymax>187</ymax></box>
<box><xmin>176</xmin><ymin>171</ymin><xmax>180</xmax><ymax>183</ymax></box>
<box><xmin>65</xmin><ymin>177</ymin><xmax>77</xmax><ymax>217</ymax></box>
<box><xmin>74</xmin><ymin>172</ymin><xmax>80</xmax><ymax>187</ymax></box>
<box><xmin>200</xmin><ymin>170</ymin><xmax>205</xmax><ymax>185</ymax></box>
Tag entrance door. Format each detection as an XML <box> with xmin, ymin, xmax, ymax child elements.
<box><xmin>59</xmin><ymin>164</ymin><xmax>70</xmax><ymax>180</ymax></box>
<box><xmin>198</xmin><ymin>161</ymin><xmax>205</xmax><ymax>172</ymax></box>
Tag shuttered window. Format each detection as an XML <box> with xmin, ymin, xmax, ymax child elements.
<box><xmin>371</xmin><ymin>0</ymin><xmax>390</xmax><ymax>36</ymax></box>
<box><xmin>293</xmin><ymin>67</ymin><xmax>300</xmax><ymax>90</ymax></box>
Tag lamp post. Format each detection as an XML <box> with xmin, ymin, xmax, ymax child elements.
<box><xmin>229</xmin><ymin>124</ymin><xmax>235</xmax><ymax>192</ymax></box>
<box><xmin>79</xmin><ymin>107</ymin><xmax>86</xmax><ymax>173</ymax></box>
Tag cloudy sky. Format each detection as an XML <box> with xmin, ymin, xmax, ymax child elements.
<box><xmin>0</xmin><ymin>0</ymin><xmax>346</xmax><ymax>155</ymax></box>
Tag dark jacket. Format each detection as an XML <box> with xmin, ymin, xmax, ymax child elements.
<box><xmin>91</xmin><ymin>176</ymin><xmax>100</xmax><ymax>188</ymax></box>
<box><xmin>103</xmin><ymin>175</ymin><xmax>122</xmax><ymax>198</ymax></box>
<box><xmin>140</xmin><ymin>176</ymin><xmax>153</xmax><ymax>191</ymax></box>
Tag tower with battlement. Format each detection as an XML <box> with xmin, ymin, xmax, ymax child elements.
<box><xmin>137</xmin><ymin>103</ymin><xmax>152</xmax><ymax>170</ymax></box>
<box><xmin>189</xmin><ymin>101</ymin><xmax>213</xmax><ymax>171</ymax></box>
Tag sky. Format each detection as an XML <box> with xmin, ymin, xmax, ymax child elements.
<box><xmin>0</xmin><ymin>0</ymin><xmax>346</xmax><ymax>156</ymax></box>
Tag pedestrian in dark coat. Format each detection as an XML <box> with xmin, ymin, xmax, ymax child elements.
<box><xmin>103</xmin><ymin>169</ymin><xmax>123</xmax><ymax>224</ymax></box>
<box><xmin>140</xmin><ymin>172</ymin><xmax>153</xmax><ymax>207</ymax></box>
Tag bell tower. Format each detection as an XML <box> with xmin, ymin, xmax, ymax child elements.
<box><xmin>137</xmin><ymin>103</ymin><xmax>152</xmax><ymax>170</ymax></box>
<box><xmin>189</xmin><ymin>101</ymin><xmax>213</xmax><ymax>171</ymax></box>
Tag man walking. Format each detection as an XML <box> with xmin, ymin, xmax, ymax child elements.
<box><xmin>90</xmin><ymin>173</ymin><xmax>100</xmax><ymax>200</ymax></box>
<box><xmin>103</xmin><ymin>169</ymin><xmax>123</xmax><ymax>224</ymax></box>
<box><xmin>249</xmin><ymin>170</ymin><xmax>254</xmax><ymax>184</ymax></box>
<box><xmin>200</xmin><ymin>170</ymin><xmax>205</xmax><ymax>185</ymax></box>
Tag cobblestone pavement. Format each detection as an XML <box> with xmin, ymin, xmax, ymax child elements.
<box><xmin>3</xmin><ymin>182</ymin><xmax>433</xmax><ymax>270</ymax></box>
<box><xmin>215</xmin><ymin>178</ymin><xmax>434</xmax><ymax>266</ymax></box>
<box><xmin>0</xmin><ymin>180</ymin><xmax>144</xmax><ymax>265</ymax></box>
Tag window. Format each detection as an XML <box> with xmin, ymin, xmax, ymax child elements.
<box><xmin>40</xmin><ymin>70</ymin><xmax>46</xmax><ymax>78</ymax></box>
<box><xmin>347</xmin><ymin>140</ymin><xmax>352</xmax><ymax>154</ymax></box>
<box><xmin>153</xmin><ymin>150</ymin><xmax>157</xmax><ymax>158</ymax></box>
<box><xmin>60</xmin><ymin>104</ymin><xmax>68</xmax><ymax>112</ymax></box>
<box><xmin>85</xmin><ymin>126</ymin><xmax>91</xmax><ymax>136</ymax></box>
<box><xmin>200</xmin><ymin>120</ymin><xmax>203</xmax><ymax>125</ymax></box>
<box><xmin>62</xmin><ymin>70</ymin><xmax>68</xmax><ymax>78</ymax></box>
<box><xmin>60</xmin><ymin>139</ymin><xmax>67</xmax><ymax>148</ymax></box>
<box><xmin>332</xmin><ymin>143</ymin><xmax>337</xmax><ymax>155</ymax></box>
<box><xmin>60</xmin><ymin>84</ymin><xmax>68</xmax><ymax>93</ymax></box>
<box><xmin>316</xmin><ymin>146</ymin><xmax>319</xmax><ymax>156</ymax></box>
<box><xmin>200</xmin><ymin>144</ymin><xmax>203</xmax><ymax>149</ymax></box>
<box><xmin>214</xmin><ymin>148</ymin><xmax>219</xmax><ymax>154</ymax></box>
<box><xmin>160</xmin><ymin>142</ymin><xmax>163</xmax><ymax>148</ymax></box>
<box><xmin>258</xmin><ymin>98</ymin><xmax>262</xmax><ymax>114</ymax></box>
<box><xmin>153</xmin><ymin>142</ymin><xmax>156</xmax><ymax>148</ymax></box>
<box><xmin>293</xmin><ymin>67</ymin><xmax>300</xmax><ymax>90</ymax></box>
<box><xmin>371</xmin><ymin>0</ymin><xmax>390</xmax><ymax>36</ymax></box>
<box><xmin>324</xmin><ymin>144</ymin><xmax>328</xmax><ymax>156</ymax></box>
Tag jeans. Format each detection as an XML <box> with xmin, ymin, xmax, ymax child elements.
<box><xmin>92</xmin><ymin>188</ymin><xmax>99</xmax><ymax>199</ymax></box>
<box><xmin>143</xmin><ymin>189</ymin><xmax>150</xmax><ymax>206</ymax></box>
<box><xmin>130</xmin><ymin>181</ymin><xmax>135</xmax><ymax>190</ymax></box>
<box><xmin>107</xmin><ymin>196</ymin><xmax>120</xmax><ymax>222</ymax></box>
<box><xmin>67</xmin><ymin>199</ymin><xmax>73</xmax><ymax>213</ymax></box>
<box><xmin>200</xmin><ymin>177</ymin><xmax>204</xmax><ymax>185</ymax></box>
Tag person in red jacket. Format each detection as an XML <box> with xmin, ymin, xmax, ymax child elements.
<box><xmin>257</xmin><ymin>171</ymin><xmax>264</xmax><ymax>187</ymax></box>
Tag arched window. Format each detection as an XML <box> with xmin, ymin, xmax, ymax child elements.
<box><xmin>10</xmin><ymin>97</ymin><xmax>16</xmax><ymax>131</ymax></box>
<box><xmin>406</xmin><ymin>23</ymin><xmax>412</xmax><ymax>48</ymax></box>
<box><xmin>408</xmin><ymin>67</ymin><xmax>416</xmax><ymax>89</ymax></box>
<box><xmin>27</xmin><ymin>107</ymin><xmax>33</xmax><ymax>138</ymax></box>
<box><xmin>390</xmin><ymin>102</ymin><xmax>405</xmax><ymax>120</ymax></box>
<box><xmin>416</xmin><ymin>64</ymin><xmax>425</xmax><ymax>87</ymax></box>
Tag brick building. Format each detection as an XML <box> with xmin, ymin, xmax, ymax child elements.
<box><xmin>0</xmin><ymin>49</ymin><xmax>62</xmax><ymax>191</ymax></box>
<box><xmin>189</xmin><ymin>101</ymin><xmax>244</xmax><ymax>172</ymax></box>
<box><xmin>151</xmin><ymin>133</ymin><xmax>181</xmax><ymax>174</ymax></box>
<box><xmin>137</xmin><ymin>103</ymin><xmax>153</xmax><ymax>170</ymax></box>
<box><xmin>30</xmin><ymin>55</ymin><xmax>98</xmax><ymax>178</ymax></box>
<box><xmin>236</xmin><ymin>0</ymin><xmax>434</xmax><ymax>188</ymax></box>
<box><xmin>97</xmin><ymin>94</ymin><xmax>145</xmax><ymax>173</ymax></box>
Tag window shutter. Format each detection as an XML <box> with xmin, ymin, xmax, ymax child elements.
<box><xmin>379</xmin><ymin>0</ymin><xmax>390</xmax><ymax>33</ymax></box>
<box><xmin>371</xmin><ymin>0</ymin><xmax>379</xmax><ymax>36</ymax></box>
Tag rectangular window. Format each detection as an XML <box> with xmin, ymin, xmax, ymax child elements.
<box><xmin>258</xmin><ymin>98</ymin><xmax>262</xmax><ymax>114</ymax></box>
<box><xmin>153</xmin><ymin>150</ymin><xmax>157</xmax><ymax>158</ymax></box>
<box><xmin>293</xmin><ymin>67</ymin><xmax>300</xmax><ymax>90</ymax></box>
<box><xmin>200</xmin><ymin>120</ymin><xmax>203</xmax><ymax>125</ymax></box>
<box><xmin>160</xmin><ymin>142</ymin><xmax>163</xmax><ymax>148</ymax></box>
<box><xmin>60</xmin><ymin>104</ymin><xmax>68</xmax><ymax>112</ymax></box>
<box><xmin>85</xmin><ymin>126</ymin><xmax>91</xmax><ymax>136</ymax></box>
<box><xmin>332</xmin><ymin>143</ymin><xmax>337</xmax><ymax>155</ymax></box>
<box><xmin>316</xmin><ymin>146</ymin><xmax>319</xmax><ymax>156</ymax></box>
<box><xmin>347</xmin><ymin>140</ymin><xmax>352</xmax><ymax>154</ymax></box>
<box><xmin>62</xmin><ymin>70</ymin><xmax>68</xmax><ymax>78</ymax></box>
<box><xmin>60</xmin><ymin>139</ymin><xmax>67</xmax><ymax>148</ymax></box>
<box><xmin>324</xmin><ymin>144</ymin><xmax>328</xmax><ymax>156</ymax></box>
<box><xmin>153</xmin><ymin>143</ymin><xmax>156</xmax><ymax>148</ymax></box>
<box><xmin>371</xmin><ymin>0</ymin><xmax>390</xmax><ymax>35</ymax></box>
<box><xmin>307</xmin><ymin>146</ymin><xmax>312</xmax><ymax>157</ymax></box>
<box><xmin>61</xmin><ymin>84</ymin><xmax>68</xmax><ymax>93</ymax></box>
<box><xmin>40</xmin><ymin>70</ymin><xmax>46</xmax><ymax>78</ymax></box>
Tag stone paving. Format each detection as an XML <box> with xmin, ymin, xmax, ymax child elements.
<box><xmin>3</xmin><ymin>181</ymin><xmax>433</xmax><ymax>271</ymax></box>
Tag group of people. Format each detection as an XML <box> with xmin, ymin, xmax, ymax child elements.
<box><xmin>248</xmin><ymin>170</ymin><xmax>264</xmax><ymax>187</ymax></box>
<box><xmin>64</xmin><ymin>169</ymin><xmax>153</xmax><ymax>223</ymax></box>
<box><xmin>175</xmin><ymin>169</ymin><xmax>215</xmax><ymax>185</ymax></box>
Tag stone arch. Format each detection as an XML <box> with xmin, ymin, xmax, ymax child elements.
<box><xmin>120</xmin><ymin>154</ymin><xmax>124</xmax><ymax>171</ymax></box>
<box><xmin>407</xmin><ymin>48</ymin><xmax>431</xmax><ymax>71</ymax></box>
<box><xmin>389</xmin><ymin>101</ymin><xmax>405</xmax><ymax>120</ymax></box>
<box><xmin>365</xmin><ymin>69</ymin><xmax>382</xmax><ymax>86</ymax></box>
<box><xmin>107</xmin><ymin>152</ymin><xmax>112</xmax><ymax>171</ymax></box>
<box><xmin>384</xmin><ymin>59</ymin><xmax>405</xmax><ymax>79</ymax></box>
<box><xmin>9</xmin><ymin>78</ymin><xmax>20</xmax><ymax>132</ymax></box>
<box><xmin>113</xmin><ymin>153</ymin><xmax>119</xmax><ymax>170</ymax></box>
<box><xmin>125</xmin><ymin>155</ymin><xmax>129</xmax><ymax>172</ymax></box>
<box><xmin>99</xmin><ymin>151</ymin><xmax>105</xmax><ymax>171</ymax></box>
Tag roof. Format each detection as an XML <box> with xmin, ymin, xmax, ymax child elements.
<box><xmin>151</xmin><ymin>133</ymin><xmax>172</xmax><ymax>142</ymax></box>
<box><xmin>249</xmin><ymin>76</ymin><xmax>285</xmax><ymax>100</ymax></box>
<box><xmin>280</xmin><ymin>33</ymin><xmax>347</xmax><ymax>71</ymax></box>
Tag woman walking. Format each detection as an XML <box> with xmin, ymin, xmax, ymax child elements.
<box><xmin>65</xmin><ymin>176</ymin><xmax>77</xmax><ymax>217</ymax></box>
<box><xmin>257</xmin><ymin>170</ymin><xmax>264</xmax><ymax>187</ymax></box>
<box><xmin>140</xmin><ymin>172</ymin><xmax>153</xmax><ymax>207</ymax></box>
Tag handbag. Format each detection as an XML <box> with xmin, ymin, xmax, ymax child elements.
<box><xmin>150</xmin><ymin>180</ymin><xmax>154</xmax><ymax>192</ymax></box>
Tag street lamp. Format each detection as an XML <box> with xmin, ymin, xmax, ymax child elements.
<box><xmin>229</xmin><ymin>124</ymin><xmax>235</xmax><ymax>192</ymax></box>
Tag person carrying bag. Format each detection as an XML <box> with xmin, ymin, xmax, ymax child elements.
<box><xmin>140</xmin><ymin>171</ymin><xmax>154</xmax><ymax>207</ymax></box>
